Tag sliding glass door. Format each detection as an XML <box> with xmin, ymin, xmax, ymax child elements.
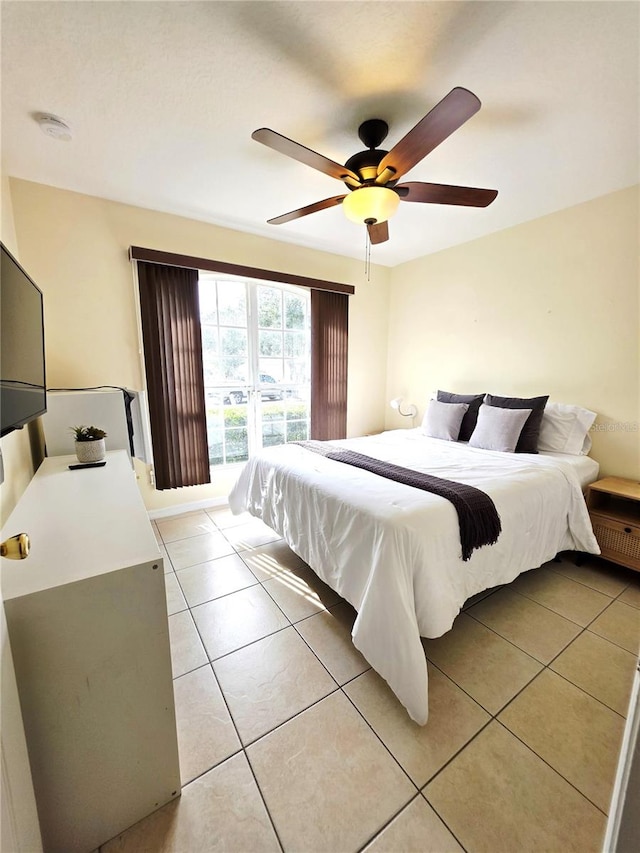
<box><xmin>199</xmin><ymin>274</ymin><xmax>311</xmax><ymax>469</ymax></box>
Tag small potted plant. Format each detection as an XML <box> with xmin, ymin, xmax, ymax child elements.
<box><xmin>70</xmin><ymin>425</ymin><xmax>108</xmax><ymax>463</ymax></box>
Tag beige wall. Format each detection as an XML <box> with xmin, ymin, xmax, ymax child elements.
<box><xmin>0</xmin><ymin>173</ymin><xmax>38</xmax><ymax>527</ymax></box>
<box><xmin>9</xmin><ymin>179</ymin><xmax>391</xmax><ymax>512</ymax></box>
<box><xmin>8</xmin><ymin>177</ymin><xmax>638</xmax><ymax>517</ymax></box>
<box><xmin>386</xmin><ymin>186</ymin><xmax>640</xmax><ymax>478</ymax></box>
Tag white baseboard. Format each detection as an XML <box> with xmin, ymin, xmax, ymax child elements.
<box><xmin>148</xmin><ymin>496</ymin><xmax>229</xmax><ymax>520</ymax></box>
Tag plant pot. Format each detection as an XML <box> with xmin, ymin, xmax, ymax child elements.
<box><xmin>75</xmin><ymin>438</ymin><xmax>106</xmax><ymax>463</ymax></box>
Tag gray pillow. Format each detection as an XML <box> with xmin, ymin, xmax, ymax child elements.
<box><xmin>469</xmin><ymin>404</ymin><xmax>533</xmax><ymax>453</ymax></box>
<box><xmin>484</xmin><ymin>393</ymin><xmax>549</xmax><ymax>453</ymax></box>
<box><xmin>436</xmin><ymin>390</ymin><xmax>486</xmax><ymax>441</ymax></box>
<box><xmin>422</xmin><ymin>399</ymin><xmax>469</xmax><ymax>441</ymax></box>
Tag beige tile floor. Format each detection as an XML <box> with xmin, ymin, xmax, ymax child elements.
<box><xmin>101</xmin><ymin>508</ymin><xmax>640</xmax><ymax>853</ymax></box>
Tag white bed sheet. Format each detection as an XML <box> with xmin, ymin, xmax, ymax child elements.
<box><xmin>229</xmin><ymin>429</ymin><xmax>600</xmax><ymax>725</ymax></box>
<box><xmin>538</xmin><ymin>451</ymin><xmax>600</xmax><ymax>490</ymax></box>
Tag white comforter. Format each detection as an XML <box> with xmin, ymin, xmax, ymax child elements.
<box><xmin>229</xmin><ymin>430</ymin><xmax>600</xmax><ymax>725</ymax></box>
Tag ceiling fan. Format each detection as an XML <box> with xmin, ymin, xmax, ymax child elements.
<box><xmin>252</xmin><ymin>87</ymin><xmax>498</xmax><ymax>245</ymax></box>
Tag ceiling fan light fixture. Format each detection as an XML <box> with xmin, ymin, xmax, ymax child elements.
<box><xmin>342</xmin><ymin>186</ymin><xmax>400</xmax><ymax>225</ymax></box>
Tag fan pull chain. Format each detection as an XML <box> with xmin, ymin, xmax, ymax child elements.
<box><xmin>365</xmin><ymin>227</ymin><xmax>372</xmax><ymax>282</ymax></box>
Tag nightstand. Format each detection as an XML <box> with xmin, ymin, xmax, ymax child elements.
<box><xmin>586</xmin><ymin>477</ymin><xmax>640</xmax><ymax>572</ymax></box>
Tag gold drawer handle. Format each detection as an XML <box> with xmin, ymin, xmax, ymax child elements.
<box><xmin>0</xmin><ymin>533</ymin><xmax>30</xmax><ymax>560</ymax></box>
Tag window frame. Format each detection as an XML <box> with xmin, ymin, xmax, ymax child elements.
<box><xmin>199</xmin><ymin>273</ymin><xmax>311</xmax><ymax>470</ymax></box>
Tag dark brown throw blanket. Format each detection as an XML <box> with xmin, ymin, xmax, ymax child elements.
<box><xmin>295</xmin><ymin>440</ymin><xmax>501</xmax><ymax>561</ymax></box>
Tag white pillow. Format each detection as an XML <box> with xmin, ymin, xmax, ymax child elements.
<box><xmin>422</xmin><ymin>399</ymin><xmax>469</xmax><ymax>441</ymax></box>
<box><xmin>537</xmin><ymin>402</ymin><xmax>597</xmax><ymax>455</ymax></box>
<box><xmin>469</xmin><ymin>404</ymin><xmax>532</xmax><ymax>453</ymax></box>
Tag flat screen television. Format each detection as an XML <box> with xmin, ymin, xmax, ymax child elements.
<box><xmin>1</xmin><ymin>243</ymin><xmax>47</xmax><ymax>437</ymax></box>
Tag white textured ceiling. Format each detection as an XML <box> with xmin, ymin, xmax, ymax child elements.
<box><xmin>2</xmin><ymin>1</ymin><xmax>638</xmax><ymax>267</ymax></box>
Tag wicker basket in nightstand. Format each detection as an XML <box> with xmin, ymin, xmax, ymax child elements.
<box><xmin>586</xmin><ymin>477</ymin><xmax>640</xmax><ymax>572</ymax></box>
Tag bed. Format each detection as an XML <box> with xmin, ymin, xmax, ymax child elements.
<box><xmin>229</xmin><ymin>428</ymin><xmax>600</xmax><ymax>724</ymax></box>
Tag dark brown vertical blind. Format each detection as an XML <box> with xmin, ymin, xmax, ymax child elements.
<box><xmin>137</xmin><ymin>262</ymin><xmax>210</xmax><ymax>490</ymax></box>
<box><xmin>310</xmin><ymin>290</ymin><xmax>349</xmax><ymax>440</ymax></box>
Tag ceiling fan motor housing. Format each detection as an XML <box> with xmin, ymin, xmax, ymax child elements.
<box><xmin>344</xmin><ymin>118</ymin><xmax>395</xmax><ymax>186</ymax></box>
<box><xmin>344</xmin><ymin>148</ymin><xmax>390</xmax><ymax>185</ymax></box>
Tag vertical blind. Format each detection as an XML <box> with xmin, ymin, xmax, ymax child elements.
<box><xmin>137</xmin><ymin>262</ymin><xmax>210</xmax><ymax>490</ymax></box>
<box><xmin>310</xmin><ymin>289</ymin><xmax>349</xmax><ymax>440</ymax></box>
<box><xmin>134</xmin><ymin>248</ymin><xmax>352</xmax><ymax>487</ymax></box>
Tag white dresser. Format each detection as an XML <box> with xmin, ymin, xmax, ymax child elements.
<box><xmin>1</xmin><ymin>451</ymin><xmax>180</xmax><ymax>852</ymax></box>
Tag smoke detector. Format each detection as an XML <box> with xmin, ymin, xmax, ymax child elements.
<box><xmin>36</xmin><ymin>114</ymin><xmax>73</xmax><ymax>141</ymax></box>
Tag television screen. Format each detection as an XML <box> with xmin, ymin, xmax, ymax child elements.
<box><xmin>1</xmin><ymin>243</ymin><xmax>46</xmax><ymax>437</ymax></box>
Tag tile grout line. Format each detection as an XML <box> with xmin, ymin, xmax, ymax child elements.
<box><xmin>538</xmin><ymin>595</ymin><xmax>638</xmax><ymax>717</ymax></box>
<box><xmin>421</xmin><ymin>714</ymin><xmax>495</xmax><ymax>790</ymax></box>
<box><xmin>241</xmin><ymin>757</ymin><xmax>285</xmax><ymax>853</ymax></box>
<box><xmin>463</xmin><ymin>562</ymin><xmax>636</xmax><ymax>664</ymax></box>
<box><xmin>178</xmin><ymin>599</ymin><xmax>287</xmax><ymax>852</ymax></box>
<box><xmin>169</xmin><ymin>529</ymin><xmax>352</xmax><ymax>841</ymax></box>
<box><xmin>546</xmin><ymin>556</ymin><xmax>631</xmax><ymax>594</ymax></box>
<box><xmin>498</xmin><ymin>577</ymin><xmax>610</xmax><ymax>624</ymax></box>
<box><xmin>462</xmin><ymin>590</ymin><xmax>636</xmax><ymax>703</ymax></box>
<box><xmin>176</xmin><ymin>549</ymin><xmax>426</xmax><ymax>853</ymax></box>
<box><xmin>177</xmin><ymin>538</ymin><xmax>433</xmax><ymax>853</ymax></box>
<box><xmin>163</xmin><ymin>525</ymin><xmax>635</xmax><ymax>851</ymax></box>
<box><xmin>355</xmin><ymin>790</ymin><xmax>470</xmax><ymax>853</ymax></box>
<box><xmin>172</xmin><ymin>572</ymin><xmax>261</xmax><ymax>610</ymax></box>
<box><xmin>239</xmin><ymin>684</ymin><xmax>344</xmax><ymax>750</ymax></box>
<box><xmin>338</xmin><ymin>684</ymin><xmax>421</xmax><ymax>791</ymax></box>
<box><xmin>463</xmin><ymin>605</ymin><xmax>569</xmax><ymax>664</ymax></box>
<box><xmin>417</xmin><ymin>669</ymin><xmax>611</xmax><ymax>844</ymax></box>
<box><xmin>492</xmin><ymin>718</ymin><xmax>610</xmax><ymax>818</ymax></box>
<box><xmin>408</xmin><ymin>702</ymin><xmax>495</xmax><ymax>853</ymax></box>
<box><xmin>354</xmin><ymin>792</ymin><xmax>424</xmax><ymax>853</ymax></box>
<box><xmin>422</xmin><ymin>638</ymin><xmax>626</xmax><ymax>820</ymax></box>
<box><xmin>499</xmin><ymin>581</ymin><xmax>613</xmax><ymax>630</ymax></box>
<box><xmin>475</xmin><ymin>596</ymin><xmax>630</xmax><ymax>816</ymax></box>
<box><xmin>547</xmin><ymin>670</ymin><xmax>632</xmax><ymax>720</ymax></box>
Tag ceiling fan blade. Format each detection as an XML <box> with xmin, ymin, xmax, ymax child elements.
<box><xmin>397</xmin><ymin>182</ymin><xmax>498</xmax><ymax>208</ymax></box>
<box><xmin>367</xmin><ymin>220</ymin><xmax>389</xmax><ymax>244</ymax></box>
<box><xmin>377</xmin><ymin>87</ymin><xmax>481</xmax><ymax>181</ymax></box>
<box><xmin>252</xmin><ymin>128</ymin><xmax>362</xmax><ymax>186</ymax></box>
<box><xmin>267</xmin><ymin>195</ymin><xmax>346</xmax><ymax>225</ymax></box>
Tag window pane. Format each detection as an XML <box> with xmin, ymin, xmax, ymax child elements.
<box><xmin>286</xmin><ymin>420</ymin><xmax>308</xmax><ymax>442</ymax></box>
<box><xmin>225</xmin><ymin>428</ymin><xmax>248</xmax><ymax>463</ymax></box>
<box><xmin>218</xmin><ymin>282</ymin><xmax>247</xmax><ymax>326</ymax></box>
<box><xmin>207</xmin><ymin>425</ymin><xmax>223</xmax><ymax>466</ymax></box>
<box><xmin>201</xmin><ymin>325</ymin><xmax>219</xmax><ymax>356</ymax></box>
<box><xmin>221</xmin><ymin>357</ymin><xmax>248</xmax><ymax>382</ymax></box>
<box><xmin>223</xmin><ymin>388</ymin><xmax>247</xmax><ymax>406</ymax></box>
<box><xmin>258</xmin><ymin>286</ymin><xmax>282</xmax><ymax>328</ymax></box>
<box><xmin>285</xmin><ymin>294</ymin><xmax>305</xmax><ymax>329</ymax></box>
<box><xmin>286</xmin><ymin>400</ymin><xmax>309</xmax><ymax>420</ymax></box>
<box><xmin>259</xmin><ymin>358</ymin><xmax>284</xmax><ymax>382</ymax></box>
<box><xmin>284</xmin><ymin>330</ymin><xmax>305</xmax><ymax>358</ymax></box>
<box><xmin>284</xmin><ymin>358</ymin><xmax>309</xmax><ymax>384</ymax></box>
<box><xmin>220</xmin><ymin>327</ymin><xmax>247</xmax><ymax>357</ymax></box>
<box><xmin>224</xmin><ymin>401</ymin><xmax>247</xmax><ymax>427</ymax></box>
<box><xmin>262</xmin><ymin>419</ymin><xmax>285</xmax><ymax>448</ymax></box>
<box><xmin>199</xmin><ymin>284</ymin><xmax>218</xmax><ymax>325</ymax></box>
<box><xmin>261</xmin><ymin>401</ymin><xmax>285</xmax><ymax>421</ymax></box>
<box><xmin>259</xmin><ymin>330</ymin><xmax>282</xmax><ymax>357</ymax></box>
<box><xmin>205</xmin><ymin>396</ymin><xmax>223</xmax><ymax>418</ymax></box>
<box><xmin>202</xmin><ymin>355</ymin><xmax>217</xmax><ymax>384</ymax></box>
<box><xmin>203</xmin><ymin>358</ymin><xmax>223</xmax><ymax>385</ymax></box>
